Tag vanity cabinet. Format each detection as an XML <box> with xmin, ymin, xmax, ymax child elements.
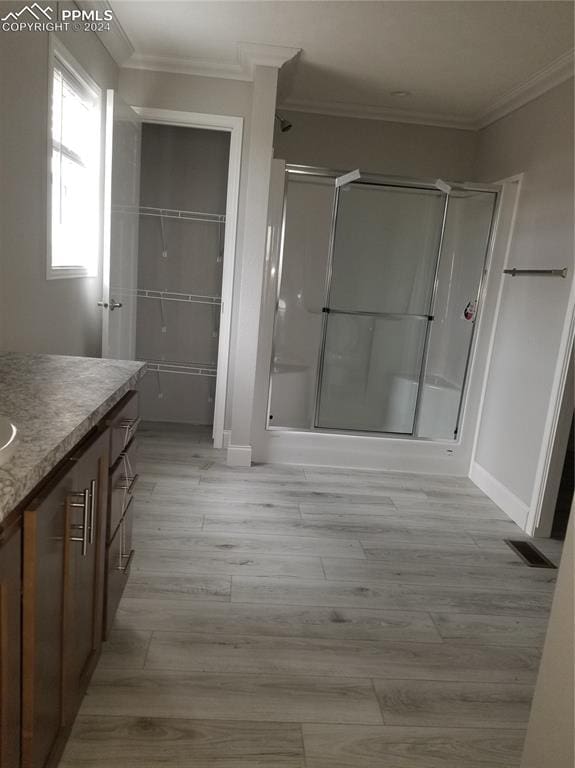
<box><xmin>0</xmin><ymin>384</ymin><xmax>140</xmax><ymax>768</ymax></box>
<box><xmin>21</xmin><ymin>429</ymin><xmax>109</xmax><ymax>768</ymax></box>
<box><xmin>0</xmin><ymin>519</ymin><xmax>22</xmax><ymax>768</ymax></box>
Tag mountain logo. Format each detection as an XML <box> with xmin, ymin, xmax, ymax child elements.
<box><xmin>1</xmin><ymin>3</ymin><xmax>53</xmax><ymax>22</ymax></box>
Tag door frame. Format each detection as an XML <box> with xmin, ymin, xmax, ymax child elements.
<box><xmin>530</xmin><ymin>293</ymin><xmax>575</xmax><ymax>536</ymax></box>
<box><xmin>131</xmin><ymin>107</ymin><xmax>243</xmax><ymax>449</ymax></box>
<box><xmin>102</xmin><ymin>89</ymin><xmax>141</xmax><ymax>360</ymax></box>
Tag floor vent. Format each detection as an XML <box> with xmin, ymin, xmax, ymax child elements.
<box><xmin>505</xmin><ymin>539</ymin><xmax>557</xmax><ymax>569</ymax></box>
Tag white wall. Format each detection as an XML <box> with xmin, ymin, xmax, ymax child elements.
<box><xmin>274</xmin><ymin>110</ymin><xmax>477</xmax><ymax>179</ymax></box>
<box><xmin>472</xmin><ymin>79</ymin><xmax>574</xmax><ymax>529</ymax></box>
<box><xmin>119</xmin><ymin>68</ymin><xmax>253</xmax><ymax>432</ymax></box>
<box><xmin>0</xmin><ymin>6</ymin><xmax>119</xmax><ymax>356</ymax></box>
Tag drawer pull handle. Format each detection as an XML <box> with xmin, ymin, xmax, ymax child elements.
<box><xmin>118</xmin><ymin>549</ymin><xmax>135</xmax><ymax>574</ymax></box>
<box><xmin>119</xmin><ymin>417</ymin><xmax>141</xmax><ymax>439</ymax></box>
<box><xmin>116</xmin><ymin>473</ymin><xmax>139</xmax><ymax>494</ymax></box>
<box><xmin>89</xmin><ymin>479</ymin><xmax>96</xmax><ymax>544</ymax></box>
<box><xmin>68</xmin><ymin>488</ymin><xmax>90</xmax><ymax>556</ymax></box>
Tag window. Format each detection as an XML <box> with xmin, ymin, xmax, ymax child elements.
<box><xmin>49</xmin><ymin>44</ymin><xmax>101</xmax><ymax>278</ymax></box>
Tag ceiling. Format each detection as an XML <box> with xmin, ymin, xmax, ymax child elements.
<box><xmin>109</xmin><ymin>1</ymin><xmax>574</xmax><ymax>128</ymax></box>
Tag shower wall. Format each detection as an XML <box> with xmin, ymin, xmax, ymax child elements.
<box><xmin>136</xmin><ymin>124</ymin><xmax>230</xmax><ymax>424</ymax></box>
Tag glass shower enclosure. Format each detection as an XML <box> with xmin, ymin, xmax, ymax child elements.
<box><xmin>267</xmin><ymin>166</ymin><xmax>498</xmax><ymax>441</ymax></box>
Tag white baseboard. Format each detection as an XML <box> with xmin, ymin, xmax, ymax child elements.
<box><xmin>222</xmin><ymin>429</ymin><xmax>232</xmax><ymax>449</ymax></box>
<box><xmin>227</xmin><ymin>443</ymin><xmax>252</xmax><ymax>467</ymax></box>
<box><xmin>470</xmin><ymin>461</ymin><xmax>530</xmax><ymax>530</ymax></box>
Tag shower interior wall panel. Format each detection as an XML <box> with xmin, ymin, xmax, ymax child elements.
<box><xmin>135</xmin><ymin>124</ymin><xmax>230</xmax><ymax>424</ymax></box>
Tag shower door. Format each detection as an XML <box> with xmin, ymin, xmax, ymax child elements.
<box><xmin>316</xmin><ymin>183</ymin><xmax>446</xmax><ymax>433</ymax></box>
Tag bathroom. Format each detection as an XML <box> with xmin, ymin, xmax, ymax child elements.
<box><xmin>0</xmin><ymin>2</ymin><xmax>573</xmax><ymax>767</ymax></box>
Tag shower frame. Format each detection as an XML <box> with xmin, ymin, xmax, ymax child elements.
<box><xmin>266</xmin><ymin>164</ymin><xmax>501</xmax><ymax>441</ymax></box>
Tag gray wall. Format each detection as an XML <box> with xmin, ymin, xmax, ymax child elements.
<box><xmin>473</xmin><ymin>79</ymin><xmax>574</xmax><ymax>507</ymax></box>
<box><xmin>273</xmin><ymin>110</ymin><xmax>477</xmax><ymax>179</ymax></box>
<box><xmin>0</xmin><ymin>6</ymin><xmax>119</xmax><ymax>356</ymax></box>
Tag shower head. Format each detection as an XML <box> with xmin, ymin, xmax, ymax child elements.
<box><xmin>275</xmin><ymin>112</ymin><xmax>293</xmax><ymax>133</ymax></box>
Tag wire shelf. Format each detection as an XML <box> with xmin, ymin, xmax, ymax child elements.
<box><xmin>138</xmin><ymin>206</ymin><xmax>226</xmax><ymax>224</ymax></box>
<box><xmin>135</xmin><ymin>288</ymin><xmax>222</xmax><ymax>306</ymax></box>
<box><xmin>144</xmin><ymin>359</ymin><xmax>217</xmax><ymax>378</ymax></box>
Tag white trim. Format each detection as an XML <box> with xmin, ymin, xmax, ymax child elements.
<box><xmin>226</xmin><ymin>444</ymin><xmax>252</xmax><ymax>467</ymax></box>
<box><xmin>126</xmin><ymin>54</ymin><xmax>248</xmax><ymax>82</ymax></box>
<box><xmin>100</xmin><ymin>89</ymin><xmax>115</xmax><ymax>355</ymax></box>
<box><xmin>277</xmin><ymin>98</ymin><xmax>476</xmax><ymax>131</ymax></box>
<box><xmin>222</xmin><ymin>429</ymin><xmax>232</xmax><ymax>449</ymax></box>
<box><xmin>477</xmin><ymin>50</ymin><xmax>575</xmax><ymax>129</ymax></box>
<box><xmin>527</xmin><ymin>281</ymin><xmax>575</xmax><ymax>536</ymax></box>
<box><xmin>131</xmin><ymin>107</ymin><xmax>243</xmax><ymax>452</ymax></box>
<box><xmin>470</xmin><ymin>462</ymin><xmax>529</xmax><ymax>529</ymax></box>
<box><xmin>77</xmin><ymin>1</ymin><xmax>135</xmax><ymax>65</ymax></box>
<box><xmin>47</xmin><ymin>35</ymin><xmax>103</xmax><ymax>281</ymax></box>
<box><xmin>470</xmin><ymin>175</ymin><xmax>524</xmax><ymax>467</ymax></box>
<box><xmin>125</xmin><ymin>42</ymin><xmax>300</xmax><ymax>83</ymax></box>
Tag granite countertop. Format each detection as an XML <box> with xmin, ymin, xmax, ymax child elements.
<box><xmin>0</xmin><ymin>353</ymin><xmax>146</xmax><ymax>524</ymax></box>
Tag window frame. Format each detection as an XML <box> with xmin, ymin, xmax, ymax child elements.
<box><xmin>47</xmin><ymin>36</ymin><xmax>103</xmax><ymax>280</ymax></box>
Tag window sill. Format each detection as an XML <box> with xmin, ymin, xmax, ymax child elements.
<box><xmin>47</xmin><ymin>267</ymin><xmax>96</xmax><ymax>280</ymax></box>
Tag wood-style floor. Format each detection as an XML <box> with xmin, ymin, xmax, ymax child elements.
<box><xmin>59</xmin><ymin>423</ymin><xmax>562</xmax><ymax>768</ymax></box>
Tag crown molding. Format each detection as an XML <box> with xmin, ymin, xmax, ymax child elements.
<box><xmin>125</xmin><ymin>53</ymin><xmax>249</xmax><ymax>81</ymax></box>
<box><xmin>277</xmin><ymin>98</ymin><xmax>477</xmax><ymax>131</ymax></box>
<box><xmin>279</xmin><ymin>49</ymin><xmax>574</xmax><ymax>132</ymax></box>
<box><xmin>124</xmin><ymin>43</ymin><xmax>300</xmax><ymax>82</ymax></box>
<box><xmin>77</xmin><ymin>1</ymin><xmax>134</xmax><ymax>66</ymax></box>
<box><xmin>476</xmin><ymin>49</ymin><xmax>574</xmax><ymax>128</ymax></box>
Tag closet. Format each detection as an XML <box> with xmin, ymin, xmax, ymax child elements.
<box><xmin>135</xmin><ymin>124</ymin><xmax>230</xmax><ymax>428</ymax></box>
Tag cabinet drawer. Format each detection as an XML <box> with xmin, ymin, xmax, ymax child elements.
<box><xmin>106</xmin><ymin>391</ymin><xmax>139</xmax><ymax>467</ymax></box>
<box><xmin>104</xmin><ymin>500</ymin><xmax>134</xmax><ymax>637</ymax></box>
<box><xmin>108</xmin><ymin>439</ymin><xmax>138</xmax><ymax>543</ymax></box>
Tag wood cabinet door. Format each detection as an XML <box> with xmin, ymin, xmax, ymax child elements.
<box><xmin>22</xmin><ymin>464</ymin><xmax>72</xmax><ymax>768</ymax></box>
<box><xmin>63</xmin><ymin>431</ymin><xmax>108</xmax><ymax>724</ymax></box>
<box><xmin>0</xmin><ymin>520</ymin><xmax>22</xmax><ymax>768</ymax></box>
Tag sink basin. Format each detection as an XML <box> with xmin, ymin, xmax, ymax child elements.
<box><xmin>0</xmin><ymin>416</ymin><xmax>18</xmax><ymax>467</ymax></box>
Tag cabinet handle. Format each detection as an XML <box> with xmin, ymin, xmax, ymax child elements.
<box><xmin>69</xmin><ymin>489</ymin><xmax>90</xmax><ymax>556</ymax></box>
<box><xmin>116</xmin><ymin>473</ymin><xmax>139</xmax><ymax>494</ymax></box>
<box><xmin>89</xmin><ymin>479</ymin><xmax>97</xmax><ymax>544</ymax></box>
<box><xmin>116</xmin><ymin>515</ymin><xmax>135</xmax><ymax>573</ymax></box>
<box><xmin>119</xmin><ymin>549</ymin><xmax>135</xmax><ymax>573</ymax></box>
<box><xmin>119</xmin><ymin>417</ymin><xmax>141</xmax><ymax>442</ymax></box>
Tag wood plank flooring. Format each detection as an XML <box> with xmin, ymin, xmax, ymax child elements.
<box><xmin>60</xmin><ymin>423</ymin><xmax>561</xmax><ymax>768</ymax></box>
